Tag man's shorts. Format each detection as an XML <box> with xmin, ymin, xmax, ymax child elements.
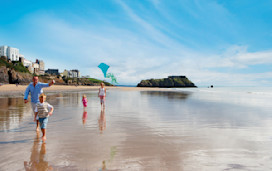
<box><xmin>31</xmin><ymin>102</ymin><xmax>39</xmax><ymax>120</ymax></box>
<box><xmin>38</xmin><ymin>117</ymin><xmax>49</xmax><ymax>129</ymax></box>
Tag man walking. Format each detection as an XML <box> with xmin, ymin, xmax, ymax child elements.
<box><xmin>24</xmin><ymin>76</ymin><xmax>55</xmax><ymax>131</ymax></box>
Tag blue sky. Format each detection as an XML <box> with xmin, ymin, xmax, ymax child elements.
<box><xmin>1</xmin><ymin>0</ymin><xmax>272</xmax><ymax>86</ymax></box>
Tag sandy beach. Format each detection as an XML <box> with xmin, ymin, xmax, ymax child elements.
<box><xmin>0</xmin><ymin>84</ymin><xmax>169</xmax><ymax>97</ymax></box>
<box><xmin>1</xmin><ymin>86</ymin><xmax>272</xmax><ymax>170</ymax></box>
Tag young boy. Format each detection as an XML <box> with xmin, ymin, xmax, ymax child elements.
<box><xmin>34</xmin><ymin>93</ymin><xmax>54</xmax><ymax>141</ymax></box>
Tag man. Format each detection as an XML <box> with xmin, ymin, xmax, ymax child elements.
<box><xmin>24</xmin><ymin>76</ymin><xmax>55</xmax><ymax>131</ymax></box>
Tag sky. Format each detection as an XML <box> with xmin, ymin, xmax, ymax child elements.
<box><xmin>1</xmin><ymin>0</ymin><xmax>272</xmax><ymax>86</ymax></box>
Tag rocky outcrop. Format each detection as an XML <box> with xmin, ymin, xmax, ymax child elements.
<box><xmin>38</xmin><ymin>75</ymin><xmax>65</xmax><ymax>85</ymax></box>
<box><xmin>137</xmin><ymin>76</ymin><xmax>197</xmax><ymax>88</ymax></box>
<box><xmin>8</xmin><ymin>68</ymin><xmax>33</xmax><ymax>84</ymax></box>
<box><xmin>0</xmin><ymin>66</ymin><xmax>33</xmax><ymax>84</ymax></box>
<box><xmin>0</xmin><ymin>66</ymin><xmax>9</xmax><ymax>83</ymax></box>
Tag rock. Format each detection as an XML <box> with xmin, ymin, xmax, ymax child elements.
<box><xmin>0</xmin><ymin>66</ymin><xmax>9</xmax><ymax>83</ymax></box>
<box><xmin>8</xmin><ymin>68</ymin><xmax>32</xmax><ymax>84</ymax></box>
<box><xmin>137</xmin><ymin>76</ymin><xmax>197</xmax><ymax>88</ymax></box>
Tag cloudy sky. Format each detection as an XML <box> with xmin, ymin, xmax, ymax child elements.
<box><xmin>1</xmin><ymin>0</ymin><xmax>272</xmax><ymax>86</ymax></box>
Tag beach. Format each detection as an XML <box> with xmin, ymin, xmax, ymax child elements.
<box><xmin>0</xmin><ymin>84</ymin><xmax>170</xmax><ymax>97</ymax></box>
<box><xmin>0</xmin><ymin>86</ymin><xmax>272</xmax><ymax>170</ymax></box>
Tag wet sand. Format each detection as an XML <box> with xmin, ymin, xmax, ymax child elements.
<box><xmin>0</xmin><ymin>88</ymin><xmax>272</xmax><ymax>170</ymax></box>
<box><xmin>0</xmin><ymin>84</ymin><xmax>168</xmax><ymax>97</ymax></box>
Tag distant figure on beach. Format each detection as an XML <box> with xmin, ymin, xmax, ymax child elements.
<box><xmin>15</xmin><ymin>79</ymin><xmax>19</xmax><ymax>86</ymax></box>
<box><xmin>34</xmin><ymin>93</ymin><xmax>54</xmax><ymax>142</ymax></box>
<box><xmin>82</xmin><ymin>111</ymin><xmax>87</xmax><ymax>125</ymax></box>
<box><xmin>98</xmin><ymin>82</ymin><xmax>106</xmax><ymax>109</ymax></box>
<box><xmin>98</xmin><ymin>109</ymin><xmax>106</xmax><ymax>133</ymax></box>
<box><xmin>24</xmin><ymin>76</ymin><xmax>55</xmax><ymax>131</ymax></box>
<box><xmin>82</xmin><ymin>94</ymin><xmax>88</xmax><ymax>110</ymax></box>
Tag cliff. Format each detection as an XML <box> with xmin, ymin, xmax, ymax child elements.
<box><xmin>0</xmin><ymin>66</ymin><xmax>33</xmax><ymax>84</ymax></box>
<box><xmin>0</xmin><ymin>58</ymin><xmax>112</xmax><ymax>86</ymax></box>
<box><xmin>0</xmin><ymin>57</ymin><xmax>33</xmax><ymax>84</ymax></box>
<box><xmin>0</xmin><ymin>66</ymin><xmax>112</xmax><ymax>86</ymax></box>
<box><xmin>137</xmin><ymin>76</ymin><xmax>197</xmax><ymax>88</ymax></box>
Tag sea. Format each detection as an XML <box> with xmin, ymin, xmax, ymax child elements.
<box><xmin>0</xmin><ymin>87</ymin><xmax>272</xmax><ymax>170</ymax></box>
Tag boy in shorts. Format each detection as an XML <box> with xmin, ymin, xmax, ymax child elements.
<box><xmin>34</xmin><ymin>93</ymin><xmax>54</xmax><ymax>142</ymax></box>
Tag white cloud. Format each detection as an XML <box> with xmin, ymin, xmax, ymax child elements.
<box><xmin>8</xmin><ymin>7</ymin><xmax>272</xmax><ymax>87</ymax></box>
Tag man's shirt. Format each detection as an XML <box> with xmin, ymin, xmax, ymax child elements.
<box><xmin>24</xmin><ymin>82</ymin><xmax>49</xmax><ymax>103</ymax></box>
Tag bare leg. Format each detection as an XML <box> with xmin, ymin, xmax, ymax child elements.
<box><xmin>103</xmin><ymin>98</ymin><xmax>105</xmax><ymax>109</ymax></box>
<box><xmin>36</xmin><ymin>120</ymin><xmax>39</xmax><ymax>132</ymax></box>
<box><xmin>41</xmin><ymin>128</ymin><xmax>46</xmax><ymax>142</ymax></box>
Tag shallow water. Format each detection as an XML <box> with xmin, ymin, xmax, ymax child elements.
<box><xmin>0</xmin><ymin>88</ymin><xmax>272</xmax><ymax>170</ymax></box>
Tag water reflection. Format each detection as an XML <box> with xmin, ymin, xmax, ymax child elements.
<box><xmin>47</xmin><ymin>92</ymin><xmax>81</xmax><ymax>106</ymax></box>
<box><xmin>140</xmin><ymin>91</ymin><xmax>190</xmax><ymax>100</ymax></box>
<box><xmin>1</xmin><ymin>89</ymin><xmax>272</xmax><ymax>170</ymax></box>
<box><xmin>0</xmin><ymin>97</ymin><xmax>31</xmax><ymax>131</ymax></box>
<box><xmin>82</xmin><ymin>111</ymin><xmax>87</xmax><ymax>125</ymax></box>
<box><xmin>98</xmin><ymin>109</ymin><xmax>106</xmax><ymax>133</ymax></box>
<box><xmin>24</xmin><ymin>133</ymin><xmax>52</xmax><ymax>170</ymax></box>
<box><xmin>98</xmin><ymin>147</ymin><xmax>117</xmax><ymax>171</ymax></box>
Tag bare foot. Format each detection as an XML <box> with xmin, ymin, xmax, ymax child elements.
<box><xmin>42</xmin><ymin>136</ymin><xmax>47</xmax><ymax>142</ymax></box>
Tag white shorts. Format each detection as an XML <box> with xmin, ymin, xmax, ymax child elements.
<box><xmin>31</xmin><ymin>102</ymin><xmax>39</xmax><ymax>120</ymax></box>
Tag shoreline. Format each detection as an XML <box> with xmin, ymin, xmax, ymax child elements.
<box><xmin>0</xmin><ymin>84</ymin><xmax>173</xmax><ymax>97</ymax></box>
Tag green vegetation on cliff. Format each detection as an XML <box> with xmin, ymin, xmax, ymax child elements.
<box><xmin>39</xmin><ymin>75</ymin><xmax>113</xmax><ymax>86</ymax></box>
<box><xmin>0</xmin><ymin>57</ymin><xmax>112</xmax><ymax>85</ymax></box>
<box><xmin>0</xmin><ymin>57</ymin><xmax>29</xmax><ymax>73</ymax></box>
<box><xmin>137</xmin><ymin>76</ymin><xmax>197</xmax><ymax>88</ymax></box>
<box><xmin>87</xmin><ymin>78</ymin><xmax>112</xmax><ymax>86</ymax></box>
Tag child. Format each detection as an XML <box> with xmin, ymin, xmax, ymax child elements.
<box><xmin>82</xmin><ymin>94</ymin><xmax>88</xmax><ymax>109</ymax></box>
<box><xmin>34</xmin><ymin>93</ymin><xmax>54</xmax><ymax>142</ymax></box>
<box><xmin>98</xmin><ymin>83</ymin><xmax>106</xmax><ymax>109</ymax></box>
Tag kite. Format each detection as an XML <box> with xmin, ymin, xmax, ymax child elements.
<box><xmin>106</xmin><ymin>73</ymin><xmax>118</xmax><ymax>84</ymax></box>
<box><xmin>98</xmin><ymin>62</ymin><xmax>118</xmax><ymax>84</ymax></box>
<box><xmin>98</xmin><ymin>63</ymin><xmax>110</xmax><ymax>78</ymax></box>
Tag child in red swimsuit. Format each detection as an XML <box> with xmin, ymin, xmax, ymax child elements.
<box><xmin>82</xmin><ymin>94</ymin><xmax>88</xmax><ymax>109</ymax></box>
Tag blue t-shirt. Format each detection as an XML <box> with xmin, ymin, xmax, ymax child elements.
<box><xmin>24</xmin><ymin>82</ymin><xmax>49</xmax><ymax>103</ymax></box>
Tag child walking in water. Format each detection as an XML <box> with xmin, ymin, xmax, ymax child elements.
<box><xmin>82</xmin><ymin>94</ymin><xmax>88</xmax><ymax>110</ymax></box>
<box><xmin>98</xmin><ymin>83</ymin><xmax>106</xmax><ymax>109</ymax></box>
<box><xmin>34</xmin><ymin>93</ymin><xmax>54</xmax><ymax>142</ymax></box>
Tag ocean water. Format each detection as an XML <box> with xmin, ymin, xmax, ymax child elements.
<box><xmin>0</xmin><ymin>87</ymin><xmax>272</xmax><ymax>170</ymax></box>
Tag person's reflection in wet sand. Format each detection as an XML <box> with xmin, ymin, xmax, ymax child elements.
<box><xmin>24</xmin><ymin>133</ymin><xmax>52</xmax><ymax>170</ymax></box>
<box><xmin>82</xmin><ymin>110</ymin><xmax>88</xmax><ymax>125</ymax></box>
<box><xmin>98</xmin><ymin>146</ymin><xmax>118</xmax><ymax>171</ymax></box>
<box><xmin>99</xmin><ymin>160</ymin><xmax>107</xmax><ymax>171</ymax></box>
<box><xmin>98</xmin><ymin>109</ymin><xmax>106</xmax><ymax>133</ymax></box>
<box><xmin>98</xmin><ymin>160</ymin><xmax>119</xmax><ymax>171</ymax></box>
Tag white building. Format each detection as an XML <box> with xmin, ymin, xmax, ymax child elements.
<box><xmin>71</xmin><ymin>69</ymin><xmax>80</xmax><ymax>78</ymax></box>
<box><xmin>32</xmin><ymin>63</ymin><xmax>39</xmax><ymax>74</ymax></box>
<box><xmin>62</xmin><ymin>69</ymin><xmax>80</xmax><ymax>78</ymax></box>
<box><xmin>0</xmin><ymin>45</ymin><xmax>20</xmax><ymax>61</ymax></box>
<box><xmin>21</xmin><ymin>58</ymin><xmax>33</xmax><ymax>73</ymax></box>
<box><xmin>0</xmin><ymin>46</ymin><xmax>8</xmax><ymax>57</ymax></box>
<box><xmin>23</xmin><ymin>59</ymin><xmax>32</xmax><ymax>67</ymax></box>
<box><xmin>36</xmin><ymin>59</ymin><xmax>45</xmax><ymax>75</ymax></box>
